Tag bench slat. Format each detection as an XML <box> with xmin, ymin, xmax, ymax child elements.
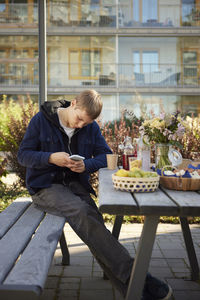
<box><xmin>4</xmin><ymin>214</ymin><xmax>66</xmax><ymax>290</ymax></box>
<box><xmin>0</xmin><ymin>284</ymin><xmax>40</xmax><ymax>300</ymax></box>
<box><xmin>0</xmin><ymin>204</ymin><xmax>44</xmax><ymax>284</ymax></box>
<box><xmin>0</xmin><ymin>197</ymin><xmax>32</xmax><ymax>239</ymax></box>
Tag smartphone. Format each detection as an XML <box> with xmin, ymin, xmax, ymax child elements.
<box><xmin>69</xmin><ymin>155</ymin><xmax>85</xmax><ymax>161</ymax></box>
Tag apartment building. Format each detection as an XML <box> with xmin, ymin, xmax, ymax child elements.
<box><xmin>0</xmin><ymin>0</ymin><xmax>199</xmax><ymax>122</ymax></box>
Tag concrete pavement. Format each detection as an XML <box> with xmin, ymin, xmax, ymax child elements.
<box><xmin>40</xmin><ymin>222</ymin><xmax>200</xmax><ymax>300</ymax></box>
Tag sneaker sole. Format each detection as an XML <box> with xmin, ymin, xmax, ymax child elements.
<box><xmin>159</xmin><ymin>285</ymin><xmax>173</xmax><ymax>300</ymax></box>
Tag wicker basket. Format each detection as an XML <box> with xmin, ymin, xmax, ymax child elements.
<box><xmin>112</xmin><ymin>173</ymin><xmax>160</xmax><ymax>193</ymax></box>
<box><xmin>160</xmin><ymin>176</ymin><xmax>200</xmax><ymax>191</ymax></box>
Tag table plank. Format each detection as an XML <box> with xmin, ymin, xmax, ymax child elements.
<box><xmin>98</xmin><ymin>168</ymin><xmax>138</xmax><ymax>215</ymax></box>
<box><xmin>133</xmin><ymin>188</ymin><xmax>179</xmax><ymax>216</ymax></box>
<box><xmin>161</xmin><ymin>188</ymin><xmax>200</xmax><ymax>216</ymax></box>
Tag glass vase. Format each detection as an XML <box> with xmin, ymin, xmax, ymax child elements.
<box><xmin>155</xmin><ymin>144</ymin><xmax>171</xmax><ymax>169</ymax></box>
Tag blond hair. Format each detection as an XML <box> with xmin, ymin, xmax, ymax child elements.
<box><xmin>75</xmin><ymin>89</ymin><xmax>102</xmax><ymax>120</ymax></box>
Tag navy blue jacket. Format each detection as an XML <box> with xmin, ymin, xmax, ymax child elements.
<box><xmin>17</xmin><ymin>100</ymin><xmax>112</xmax><ymax>195</ymax></box>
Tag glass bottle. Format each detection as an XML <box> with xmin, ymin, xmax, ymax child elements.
<box><xmin>132</xmin><ymin>138</ymin><xmax>138</xmax><ymax>158</ymax></box>
<box><xmin>142</xmin><ymin>143</ymin><xmax>151</xmax><ymax>171</ymax></box>
<box><xmin>137</xmin><ymin>136</ymin><xmax>151</xmax><ymax>171</ymax></box>
<box><xmin>121</xmin><ymin>136</ymin><xmax>135</xmax><ymax>170</ymax></box>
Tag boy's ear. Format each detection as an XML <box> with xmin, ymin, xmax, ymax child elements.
<box><xmin>71</xmin><ymin>99</ymin><xmax>77</xmax><ymax>107</ymax></box>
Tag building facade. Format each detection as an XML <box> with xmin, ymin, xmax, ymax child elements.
<box><xmin>0</xmin><ymin>0</ymin><xmax>200</xmax><ymax>122</ymax></box>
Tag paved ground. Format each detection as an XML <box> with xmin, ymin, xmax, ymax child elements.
<box><xmin>40</xmin><ymin>222</ymin><xmax>200</xmax><ymax>300</ymax></box>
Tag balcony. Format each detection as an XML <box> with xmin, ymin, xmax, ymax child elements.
<box><xmin>0</xmin><ymin>2</ymin><xmax>200</xmax><ymax>31</ymax></box>
<box><xmin>0</xmin><ymin>62</ymin><xmax>200</xmax><ymax>92</ymax></box>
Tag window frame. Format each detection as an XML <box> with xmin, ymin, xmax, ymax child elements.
<box><xmin>132</xmin><ymin>49</ymin><xmax>160</xmax><ymax>73</ymax></box>
<box><xmin>68</xmin><ymin>47</ymin><xmax>102</xmax><ymax>80</ymax></box>
<box><xmin>132</xmin><ymin>0</ymin><xmax>159</xmax><ymax>23</ymax></box>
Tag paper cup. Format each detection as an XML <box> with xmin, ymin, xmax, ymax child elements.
<box><xmin>106</xmin><ymin>154</ymin><xmax>118</xmax><ymax>170</ymax></box>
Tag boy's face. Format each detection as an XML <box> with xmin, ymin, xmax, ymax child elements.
<box><xmin>67</xmin><ymin>100</ymin><xmax>93</xmax><ymax>128</ymax></box>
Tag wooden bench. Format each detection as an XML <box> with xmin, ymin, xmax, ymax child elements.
<box><xmin>0</xmin><ymin>197</ymin><xmax>70</xmax><ymax>300</ymax></box>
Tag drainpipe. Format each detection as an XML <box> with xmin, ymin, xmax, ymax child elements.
<box><xmin>38</xmin><ymin>0</ymin><xmax>47</xmax><ymax>108</ymax></box>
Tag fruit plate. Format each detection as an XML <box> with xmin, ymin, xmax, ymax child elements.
<box><xmin>112</xmin><ymin>173</ymin><xmax>160</xmax><ymax>193</ymax></box>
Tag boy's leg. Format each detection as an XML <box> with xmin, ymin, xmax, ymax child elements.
<box><xmin>32</xmin><ymin>183</ymin><xmax>172</xmax><ymax>299</ymax></box>
<box><xmin>32</xmin><ymin>183</ymin><xmax>132</xmax><ymax>296</ymax></box>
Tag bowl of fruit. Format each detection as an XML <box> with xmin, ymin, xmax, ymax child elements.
<box><xmin>112</xmin><ymin>162</ymin><xmax>160</xmax><ymax>193</ymax></box>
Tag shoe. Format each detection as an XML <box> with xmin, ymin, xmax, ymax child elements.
<box><xmin>144</xmin><ymin>273</ymin><xmax>173</xmax><ymax>300</ymax></box>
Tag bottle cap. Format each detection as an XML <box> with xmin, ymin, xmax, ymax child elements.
<box><xmin>168</xmin><ymin>149</ymin><xmax>183</xmax><ymax>166</ymax></box>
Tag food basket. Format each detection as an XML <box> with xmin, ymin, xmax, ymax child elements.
<box><xmin>112</xmin><ymin>173</ymin><xmax>160</xmax><ymax>193</ymax></box>
<box><xmin>160</xmin><ymin>176</ymin><xmax>200</xmax><ymax>191</ymax></box>
<box><xmin>159</xmin><ymin>165</ymin><xmax>200</xmax><ymax>191</ymax></box>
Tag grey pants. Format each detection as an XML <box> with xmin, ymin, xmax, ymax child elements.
<box><xmin>32</xmin><ymin>182</ymin><xmax>133</xmax><ymax>296</ymax></box>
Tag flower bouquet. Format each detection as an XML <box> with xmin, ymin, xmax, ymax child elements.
<box><xmin>139</xmin><ymin>112</ymin><xmax>186</xmax><ymax>169</ymax></box>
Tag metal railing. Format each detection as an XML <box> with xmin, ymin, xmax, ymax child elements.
<box><xmin>119</xmin><ymin>2</ymin><xmax>200</xmax><ymax>28</ymax></box>
<box><xmin>0</xmin><ymin>62</ymin><xmax>199</xmax><ymax>88</ymax></box>
<box><xmin>0</xmin><ymin>2</ymin><xmax>200</xmax><ymax>28</ymax></box>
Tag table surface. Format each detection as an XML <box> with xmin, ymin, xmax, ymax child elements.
<box><xmin>98</xmin><ymin>168</ymin><xmax>200</xmax><ymax>217</ymax></box>
<box><xmin>98</xmin><ymin>168</ymin><xmax>200</xmax><ymax>300</ymax></box>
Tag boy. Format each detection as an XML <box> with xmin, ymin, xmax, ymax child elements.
<box><xmin>18</xmin><ymin>89</ymin><xmax>172</xmax><ymax>299</ymax></box>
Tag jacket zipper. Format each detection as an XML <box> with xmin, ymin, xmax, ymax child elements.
<box><xmin>62</xmin><ymin>128</ymin><xmax>81</xmax><ymax>186</ymax></box>
<box><xmin>67</xmin><ymin>128</ymin><xmax>81</xmax><ymax>155</ymax></box>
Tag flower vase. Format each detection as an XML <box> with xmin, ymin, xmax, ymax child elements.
<box><xmin>155</xmin><ymin>144</ymin><xmax>171</xmax><ymax>169</ymax></box>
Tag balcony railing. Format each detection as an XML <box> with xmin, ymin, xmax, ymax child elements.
<box><xmin>0</xmin><ymin>2</ymin><xmax>200</xmax><ymax>28</ymax></box>
<box><xmin>119</xmin><ymin>3</ymin><xmax>200</xmax><ymax>28</ymax></box>
<box><xmin>0</xmin><ymin>62</ymin><xmax>199</xmax><ymax>88</ymax></box>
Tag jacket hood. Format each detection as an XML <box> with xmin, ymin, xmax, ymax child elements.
<box><xmin>41</xmin><ymin>100</ymin><xmax>71</xmax><ymax>127</ymax></box>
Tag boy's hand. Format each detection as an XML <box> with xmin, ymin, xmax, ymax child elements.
<box><xmin>49</xmin><ymin>152</ymin><xmax>85</xmax><ymax>172</ymax></box>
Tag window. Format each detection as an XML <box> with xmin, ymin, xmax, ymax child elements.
<box><xmin>133</xmin><ymin>0</ymin><xmax>158</xmax><ymax>23</ymax></box>
<box><xmin>0</xmin><ymin>1</ymin><xmax>6</xmax><ymax>13</ymax></box>
<box><xmin>0</xmin><ymin>46</ymin><xmax>38</xmax><ymax>85</ymax></box>
<box><xmin>0</xmin><ymin>49</ymin><xmax>6</xmax><ymax>58</ymax></box>
<box><xmin>142</xmin><ymin>0</ymin><xmax>157</xmax><ymax>22</ymax></box>
<box><xmin>133</xmin><ymin>50</ymin><xmax>159</xmax><ymax>73</ymax></box>
<box><xmin>182</xmin><ymin>0</ymin><xmax>195</xmax><ymax>23</ymax></box>
<box><xmin>69</xmin><ymin>48</ymin><xmax>101</xmax><ymax>79</ymax></box>
<box><xmin>182</xmin><ymin>50</ymin><xmax>199</xmax><ymax>85</ymax></box>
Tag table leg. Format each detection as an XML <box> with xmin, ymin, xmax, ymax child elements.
<box><xmin>112</xmin><ymin>215</ymin><xmax>123</xmax><ymax>238</ymax></box>
<box><xmin>126</xmin><ymin>215</ymin><xmax>160</xmax><ymax>300</ymax></box>
<box><xmin>180</xmin><ymin>217</ymin><xmax>200</xmax><ymax>280</ymax></box>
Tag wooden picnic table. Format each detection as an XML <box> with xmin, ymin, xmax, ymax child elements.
<box><xmin>98</xmin><ymin>168</ymin><xmax>200</xmax><ymax>300</ymax></box>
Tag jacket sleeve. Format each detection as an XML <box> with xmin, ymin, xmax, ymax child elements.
<box><xmin>17</xmin><ymin>113</ymin><xmax>53</xmax><ymax>169</ymax></box>
<box><xmin>83</xmin><ymin>122</ymin><xmax>112</xmax><ymax>173</ymax></box>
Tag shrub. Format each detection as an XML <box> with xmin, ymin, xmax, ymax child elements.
<box><xmin>0</xmin><ymin>96</ymin><xmax>26</xmax><ymax>149</ymax></box>
<box><xmin>180</xmin><ymin>116</ymin><xmax>200</xmax><ymax>160</ymax></box>
<box><xmin>0</xmin><ymin>181</ymin><xmax>29</xmax><ymax>212</ymax></box>
<box><xmin>0</xmin><ymin>98</ymin><xmax>38</xmax><ymax>186</ymax></box>
<box><xmin>0</xmin><ymin>156</ymin><xmax>8</xmax><ymax>180</ymax></box>
<box><xmin>98</xmin><ymin>111</ymin><xmax>143</xmax><ymax>165</ymax></box>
